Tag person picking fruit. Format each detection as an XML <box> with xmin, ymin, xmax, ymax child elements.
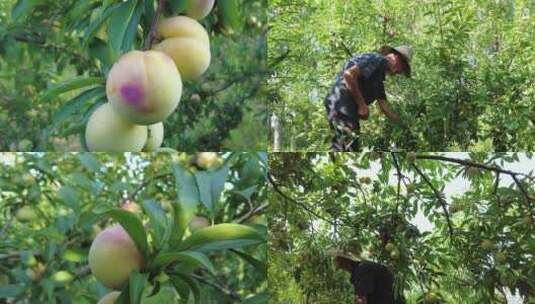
<box><xmin>333</xmin><ymin>252</ymin><xmax>406</xmax><ymax>304</ymax></box>
<box><xmin>324</xmin><ymin>45</ymin><xmax>413</xmax><ymax>151</ymax></box>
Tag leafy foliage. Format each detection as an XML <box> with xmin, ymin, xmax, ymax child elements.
<box><xmin>268</xmin><ymin>152</ymin><xmax>535</xmax><ymax>303</ymax></box>
<box><xmin>0</xmin><ymin>152</ymin><xmax>267</xmax><ymax>303</ymax></box>
<box><xmin>269</xmin><ymin>0</ymin><xmax>535</xmax><ymax>151</ymax></box>
<box><xmin>0</xmin><ymin>0</ymin><xmax>267</xmax><ymax>151</ymax></box>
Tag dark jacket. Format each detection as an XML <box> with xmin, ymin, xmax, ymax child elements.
<box><xmin>350</xmin><ymin>261</ymin><xmax>405</xmax><ymax>304</ymax></box>
<box><xmin>325</xmin><ymin>53</ymin><xmax>388</xmax><ymax>122</ymax></box>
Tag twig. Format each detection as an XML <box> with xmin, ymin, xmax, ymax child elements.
<box><xmin>143</xmin><ymin>0</ymin><xmax>166</xmax><ymax>50</ymax></box>
<box><xmin>416</xmin><ymin>154</ymin><xmax>535</xmax><ymax>207</ymax></box>
<box><xmin>339</xmin><ymin>39</ymin><xmax>353</xmax><ymax>57</ymax></box>
<box><xmin>391</xmin><ymin>153</ymin><xmax>402</xmax><ymax>215</ymax></box>
<box><xmin>73</xmin><ymin>265</ymin><xmax>91</xmax><ymax>282</ymax></box>
<box><xmin>268</xmin><ymin>173</ymin><xmax>336</xmax><ymax>226</ymax></box>
<box><xmin>268</xmin><ymin>173</ymin><xmax>354</xmax><ymax>228</ymax></box>
<box><xmin>209</xmin><ymin>69</ymin><xmax>270</xmax><ymax>96</ymax></box>
<box><xmin>416</xmin><ymin>155</ymin><xmax>532</xmax><ymax>179</ymax></box>
<box><xmin>235</xmin><ymin>202</ymin><xmax>268</xmax><ymax>224</ymax></box>
<box><xmin>511</xmin><ymin>175</ymin><xmax>535</xmax><ymax>217</ymax></box>
<box><xmin>493</xmin><ymin>172</ymin><xmax>500</xmax><ymax>195</ymax></box>
<box><xmin>190</xmin><ymin>273</ymin><xmax>242</xmax><ymax>301</ymax></box>
<box><xmin>0</xmin><ymin>217</ymin><xmax>13</xmax><ymax>240</ymax></box>
<box><xmin>125</xmin><ymin>173</ymin><xmax>172</xmax><ymax>203</ymax></box>
<box><xmin>411</xmin><ymin>164</ymin><xmax>455</xmax><ymax>241</ymax></box>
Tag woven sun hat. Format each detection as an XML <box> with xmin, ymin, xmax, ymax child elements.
<box><xmin>379</xmin><ymin>45</ymin><xmax>413</xmax><ymax>77</ymax></box>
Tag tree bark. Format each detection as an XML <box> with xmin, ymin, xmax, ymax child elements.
<box><xmin>271</xmin><ymin>113</ymin><xmax>282</xmax><ymax>151</ymax></box>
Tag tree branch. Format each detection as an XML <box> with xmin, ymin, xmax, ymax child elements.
<box><xmin>416</xmin><ymin>154</ymin><xmax>531</xmax><ymax>178</ymax></box>
<box><xmin>411</xmin><ymin>164</ymin><xmax>455</xmax><ymax>242</ymax></box>
<box><xmin>391</xmin><ymin>153</ymin><xmax>403</xmax><ymax>215</ymax></box>
<box><xmin>416</xmin><ymin>154</ymin><xmax>535</xmax><ymax>208</ymax></box>
<box><xmin>268</xmin><ymin>173</ymin><xmax>337</xmax><ymax>226</ymax></box>
<box><xmin>268</xmin><ymin>173</ymin><xmax>355</xmax><ymax>229</ymax></box>
<box><xmin>190</xmin><ymin>273</ymin><xmax>242</xmax><ymax>301</ymax></box>
<box><xmin>125</xmin><ymin>173</ymin><xmax>173</xmax><ymax>203</ymax></box>
<box><xmin>143</xmin><ymin>0</ymin><xmax>166</xmax><ymax>50</ymax></box>
<box><xmin>235</xmin><ymin>202</ymin><xmax>268</xmax><ymax>224</ymax></box>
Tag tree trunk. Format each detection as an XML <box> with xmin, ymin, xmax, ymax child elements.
<box><xmin>271</xmin><ymin>113</ymin><xmax>282</xmax><ymax>151</ymax></box>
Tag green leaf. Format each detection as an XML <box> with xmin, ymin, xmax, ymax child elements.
<box><xmin>141</xmin><ymin>199</ymin><xmax>170</xmax><ymax>248</ymax></box>
<box><xmin>84</xmin><ymin>2</ymin><xmax>123</xmax><ymax>44</ymax></box>
<box><xmin>178</xmin><ymin>224</ymin><xmax>264</xmax><ymax>252</ymax></box>
<box><xmin>105</xmin><ymin>209</ymin><xmax>150</xmax><ymax>261</ymax></box>
<box><xmin>237</xmin><ymin>154</ymin><xmax>266</xmax><ymax>189</ymax></box>
<box><xmin>41</xmin><ymin>77</ymin><xmax>104</xmax><ymax>103</ymax></box>
<box><xmin>121</xmin><ymin>1</ymin><xmax>143</xmax><ymax>52</ymax></box>
<box><xmin>152</xmin><ymin>251</ymin><xmax>215</xmax><ymax>274</ymax></box>
<box><xmin>233</xmin><ymin>185</ymin><xmax>257</xmax><ymax>201</ymax></box>
<box><xmin>128</xmin><ymin>272</ymin><xmax>148</xmax><ymax>304</ymax></box>
<box><xmin>242</xmin><ymin>291</ymin><xmax>269</xmax><ymax>304</ymax></box>
<box><xmin>107</xmin><ymin>0</ymin><xmax>138</xmax><ymax>56</ymax></box>
<box><xmin>170</xmin><ymin>200</ymin><xmax>189</xmax><ymax>248</ymax></box>
<box><xmin>169</xmin><ymin>276</ymin><xmax>191</xmax><ymax>302</ymax></box>
<box><xmin>0</xmin><ymin>284</ymin><xmax>25</xmax><ymax>298</ymax></box>
<box><xmin>168</xmin><ymin>0</ymin><xmax>187</xmax><ymax>15</ymax></box>
<box><xmin>89</xmin><ymin>39</ymin><xmax>115</xmax><ymax>75</ymax></box>
<box><xmin>67</xmin><ymin>172</ymin><xmax>101</xmax><ymax>194</ymax></box>
<box><xmin>171</xmin><ymin>164</ymin><xmax>200</xmax><ymax>245</ymax></box>
<box><xmin>231</xmin><ymin>250</ymin><xmax>267</xmax><ymax>278</ymax></box>
<box><xmin>11</xmin><ymin>0</ymin><xmax>40</xmax><ymax>21</ymax></box>
<box><xmin>195</xmin><ymin>165</ymin><xmax>230</xmax><ymax>211</ymax></box>
<box><xmin>77</xmin><ymin>153</ymin><xmax>102</xmax><ymax>172</ymax></box>
<box><xmin>115</xmin><ymin>272</ymin><xmax>148</xmax><ymax>304</ymax></box>
<box><xmin>68</xmin><ymin>0</ymin><xmax>97</xmax><ymax>21</ymax></box>
<box><xmin>174</xmin><ymin>274</ymin><xmax>200</xmax><ymax>304</ymax></box>
<box><xmin>58</xmin><ymin>186</ymin><xmax>81</xmax><ymax>209</ymax></box>
<box><xmin>173</xmin><ymin>164</ymin><xmax>200</xmax><ymax>210</ymax></box>
<box><xmin>141</xmin><ymin>0</ymin><xmax>155</xmax><ymax>30</ymax></box>
<box><xmin>218</xmin><ymin>0</ymin><xmax>242</xmax><ymax>31</ymax></box>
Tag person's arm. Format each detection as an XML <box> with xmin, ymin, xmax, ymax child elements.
<box><xmin>335</xmin><ymin>257</ymin><xmax>359</xmax><ymax>273</ymax></box>
<box><xmin>343</xmin><ymin>66</ymin><xmax>369</xmax><ymax>120</ymax></box>
<box><xmin>354</xmin><ymin>295</ymin><xmax>368</xmax><ymax>304</ymax></box>
<box><xmin>377</xmin><ymin>99</ymin><xmax>400</xmax><ymax>123</ymax></box>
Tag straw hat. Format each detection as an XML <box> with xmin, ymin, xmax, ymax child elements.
<box><xmin>328</xmin><ymin>249</ymin><xmax>359</xmax><ymax>263</ymax></box>
<box><xmin>379</xmin><ymin>45</ymin><xmax>413</xmax><ymax>77</ymax></box>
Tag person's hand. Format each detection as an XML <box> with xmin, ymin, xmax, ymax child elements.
<box><xmin>354</xmin><ymin>295</ymin><xmax>367</xmax><ymax>304</ymax></box>
<box><xmin>357</xmin><ymin>103</ymin><xmax>369</xmax><ymax>120</ymax></box>
<box><xmin>388</xmin><ymin>112</ymin><xmax>401</xmax><ymax>124</ymax></box>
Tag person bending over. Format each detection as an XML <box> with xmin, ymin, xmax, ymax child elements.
<box><xmin>324</xmin><ymin>45</ymin><xmax>412</xmax><ymax>151</ymax></box>
<box><xmin>335</xmin><ymin>254</ymin><xmax>405</xmax><ymax>304</ymax></box>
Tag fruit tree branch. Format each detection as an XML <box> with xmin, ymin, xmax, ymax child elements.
<box><xmin>416</xmin><ymin>154</ymin><xmax>532</xmax><ymax>179</ymax></box>
<box><xmin>190</xmin><ymin>273</ymin><xmax>242</xmax><ymax>301</ymax></box>
<box><xmin>411</xmin><ymin>164</ymin><xmax>455</xmax><ymax>241</ymax></box>
<box><xmin>125</xmin><ymin>173</ymin><xmax>173</xmax><ymax>203</ymax></box>
<box><xmin>416</xmin><ymin>154</ymin><xmax>535</xmax><ymax>208</ymax></box>
<box><xmin>268</xmin><ymin>173</ymin><xmax>355</xmax><ymax>229</ymax></box>
<box><xmin>143</xmin><ymin>0</ymin><xmax>166</xmax><ymax>50</ymax></box>
<box><xmin>391</xmin><ymin>153</ymin><xmax>403</xmax><ymax>214</ymax></box>
<box><xmin>235</xmin><ymin>202</ymin><xmax>269</xmax><ymax>224</ymax></box>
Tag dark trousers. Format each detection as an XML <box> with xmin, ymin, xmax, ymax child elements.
<box><xmin>325</xmin><ymin>103</ymin><xmax>361</xmax><ymax>152</ymax></box>
<box><xmin>325</xmin><ymin>84</ymin><xmax>362</xmax><ymax>151</ymax></box>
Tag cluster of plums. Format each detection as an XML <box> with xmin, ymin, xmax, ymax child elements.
<box><xmin>85</xmin><ymin>0</ymin><xmax>214</xmax><ymax>152</ymax></box>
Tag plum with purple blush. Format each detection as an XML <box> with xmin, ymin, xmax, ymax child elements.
<box><xmin>106</xmin><ymin>50</ymin><xmax>182</xmax><ymax>125</ymax></box>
